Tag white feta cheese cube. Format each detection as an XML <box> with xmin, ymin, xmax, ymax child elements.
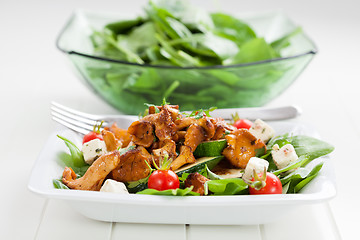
<box><xmin>100</xmin><ymin>179</ymin><xmax>129</xmax><ymax>194</ymax></box>
<box><xmin>249</xmin><ymin>119</ymin><xmax>275</xmax><ymax>143</ymax></box>
<box><xmin>242</xmin><ymin>157</ymin><xmax>269</xmax><ymax>182</ymax></box>
<box><xmin>271</xmin><ymin>144</ymin><xmax>299</xmax><ymax>169</ymax></box>
<box><xmin>82</xmin><ymin>139</ymin><xmax>107</xmax><ymax>165</ymax></box>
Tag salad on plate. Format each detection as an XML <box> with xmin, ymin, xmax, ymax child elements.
<box><xmin>53</xmin><ymin>102</ymin><xmax>334</xmax><ymax>196</ymax></box>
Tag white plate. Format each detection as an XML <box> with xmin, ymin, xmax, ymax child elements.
<box><xmin>28</xmin><ymin>121</ymin><xmax>336</xmax><ymax>225</ymax></box>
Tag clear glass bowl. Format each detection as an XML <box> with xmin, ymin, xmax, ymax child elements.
<box><xmin>57</xmin><ymin>10</ymin><xmax>317</xmax><ymax>114</ymax></box>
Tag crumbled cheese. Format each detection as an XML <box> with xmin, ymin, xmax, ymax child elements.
<box><xmin>82</xmin><ymin>139</ymin><xmax>107</xmax><ymax>165</ymax></box>
<box><xmin>100</xmin><ymin>179</ymin><xmax>129</xmax><ymax>194</ymax></box>
<box><xmin>242</xmin><ymin>157</ymin><xmax>269</xmax><ymax>182</ymax></box>
<box><xmin>249</xmin><ymin>119</ymin><xmax>275</xmax><ymax>143</ymax></box>
<box><xmin>271</xmin><ymin>144</ymin><xmax>299</xmax><ymax>169</ymax></box>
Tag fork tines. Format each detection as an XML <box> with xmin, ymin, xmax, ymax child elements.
<box><xmin>51</xmin><ymin>102</ymin><xmax>109</xmax><ymax>135</ymax></box>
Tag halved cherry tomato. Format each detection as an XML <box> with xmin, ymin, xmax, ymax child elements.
<box><xmin>148</xmin><ymin>169</ymin><xmax>180</xmax><ymax>191</ymax></box>
<box><xmin>83</xmin><ymin>121</ymin><xmax>104</xmax><ymax>144</ymax></box>
<box><xmin>82</xmin><ymin>131</ymin><xmax>103</xmax><ymax>144</ymax></box>
<box><xmin>233</xmin><ymin>119</ymin><xmax>252</xmax><ymax>129</ymax></box>
<box><xmin>249</xmin><ymin>172</ymin><xmax>282</xmax><ymax>195</ymax></box>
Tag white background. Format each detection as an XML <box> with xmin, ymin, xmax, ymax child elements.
<box><xmin>1</xmin><ymin>0</ymin><xmax>359</xmax><ymax>239</ymax></box>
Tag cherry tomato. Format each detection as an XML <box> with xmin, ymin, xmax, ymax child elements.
<box><xmin>148</xmin><ymin>169</ymin><xmax>180</xmax><ymax>191</ymax></box>
<box><xmin>83</xmin><ymin>131</ymin><xmax>103</xmax><ymax>144</ymax></box>
<box><xmin>233</xmin><ymin>119</ymin><xmax>252</xmax><ymax>129</ymax></box>
<box><xmin>249</xmin><ymin>172</ymin><xmax>282</xmax><ymax>195</ymax></box>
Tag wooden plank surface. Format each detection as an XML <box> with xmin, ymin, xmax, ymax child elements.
<box><xmin>33</xmin><ymin>201</ymin><xmax>340</xmax><ymax>240</ymax></box>
<box><xmin>112</xmin><ymin>223</ymin><xmax>186</xmax><ymax>240</ymax></box>
<box><xmin>0</xmin><ymin>111</ymin><xmax>50</xmax><ymax>240</ymax></box>
<box><xmin>187</xmin><ymin>225</ymin><xmax>261</xmax><ymax>240</ymax></box>
<box><xmin>35</xmin><ymin>200</ymin><xmax>112</xmax><ymax>240</ymax></box>
<box><xmin>261</xmin><ymin>203</ymin><xmax>341</xmax><ymax>240</ymax></box>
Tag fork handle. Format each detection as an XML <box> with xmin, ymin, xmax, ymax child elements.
<box><xmin>207</xmin><ymin>105</ymin><xmax>301</xmax><ymax>121</ymax></box>
<box><xmin>102</xmin><ymin>105</ymin><xmax>301</xmax><ymax>122</ymax></box>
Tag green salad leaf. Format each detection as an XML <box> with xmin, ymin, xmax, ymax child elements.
<box><xmin>280</xmin><ymin>162</ymin><xmax>324</xmax><ymax>193</ymax></box>
<box><xmin>105</xmin><ymin>17</ymin><xmax>144</xmax><ymax>35</ymax></box>
<box><xmin>293</xmin><ymin>163</ymin><xmax>323</xmax><ymax>193</ymax></box>
<box><xmin>54</xmin><ymin>136</ymin><xmax>89</xmax><ymax>190</ymax></box>
<box><xmin>57</xmin><ymin>135</ymin><xmax>86</xmax><ymax>167</ymax></box>
<box><xmin>272</xmin><ymin>155</ymin><xmax>311</xmax><ymax>176</ymax></box>
<box><xmin>126</xmin><ymin>173</ymin><xmax>151</xmax><ymax>193</ymax></box>
<box><xmin>137</xmin><ymin>187</ymin><xmax>200</xmax><ymax>196</ymax></box>
<box><xmin>53</xmin><ymin>179</ymin><xmax>70</xmax><ymax>189</ymax></box>
<box><xmin>289</xmin><ymin>135</ymin><xmax>335</xmax><ymax>161</ymax></box>
<box><xmin>210</xmin><ymin>12</ymin><xmax>257</xmax><ymax>46</ymax></box>
<box><xmin>205</xmin><ymin>178</ymin><xmax>248</xmax><ymax>195</ymax></box>
<box><xmin>56</xmin><ymin>135</ymin><xmax>89</xmax><ymax>177</ymax></box>
<box><xmin>264</xmin><ymin>134</ymin><xmax>334</xmax><ymax>193</ymax></box>
<box><xmin>266</xmin><ymin>134</ymin><xmax>334</xmax><ymax>172</ymax></box>
<box><xmin>224</xmin><ymin>38</ymin><xmax>279</xmax><ymax>65</ymax></box>
<box><xmin>200</xmin><ymin>164</ymin><xmax>222</xmax><ymax>180</ymax></box>
<box><xmin>270</xmin><ymin>27</ymin><xmax>303</xmax><ymax>52</ymax></box>
<box><xmin>91</xmin><ymin>0</ymin><xmax>295</xmax><ymax>67</ymax></box>
<box><xmin>91</xmin><ymin>0</ymin><xmax>301</xmax><ymax>68</ymax></box>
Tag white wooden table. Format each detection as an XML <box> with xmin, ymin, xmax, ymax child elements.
<box><xmin>1</xmin><ymin>0</ymin><xmax>359</xmax><ymax>239</ymax></box>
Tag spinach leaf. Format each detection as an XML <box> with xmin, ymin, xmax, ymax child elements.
<box><xmin>146</xmin><ymin>3</ymin><xmax>188</xmax><ymax>42</ymax></box>
<box><xmin>91</xmin><ymin>0</ymin><xmax>299</xmax><ymax>67</ymax></box>
<box><xmin>148</xmin><ymin>0</ymin><xmax>193</xmax><ymax>22</ymax></box>
<box><xmin>225</xmin><ymin>38</ymin><xmax>279</xmax><ymax>65</ymax></box>
<box><xmin>197</xmin><ymin>32</ymin><xmax>239</xmax><ymax>60</ymax></box>
<box><xmin>272</xmin><ymin>155</ymin><xmax>311</xmax><ymax>176</ymax></box>
<box><xmin>105</xmin><ymin>17</ymin><xmax>144</xmax><ymax>35</ymax></box>
<box><xmin>118</xmin><ymin>22</ymin><xmax>158</xmax><ymax>55</ymax></box>
<box><xmin>267</xmin><ymin>133</ymin><xmax>291</xmax><ymax>149</ymax></box>
<box><xmin>264</xmin><ymin>134</ymin><xmax>333</xmax><ymax>193</ymax></box>
<box><xmin>293</xmin><ymin>163</ymin><xmax>323</xmax><ymax>193</ymax></box>
<box><xmin>53</xmin><ymin>179</ymin><xmax>69</xmax><ymax>190</ymax></box>
<box><xmin>126</xmin><ymin>176</ymin><xmax>150</xmax><ymax>193</ymax></box>
<box><xmin>199</xmin><ymin>164</ymin><xmax>222</xmax><ymax>180</ymax></box>
<box><xmin>267</xmin><ymin>134</ymin><xmax>334</xmax><ymax>162</ymax></box>
<box><xmin>284</xmin><ymin>162</ymin><xmax>324</xmax><ymax>193</ymax></box>
<box><xmin>90</xmin><ymin>31</ymin><xmax>127</xmax><ymax>60</ymax></box>
<box><xmin>290</xmin><ymin>135</ymin><xmax>334</xmax><ymax>161</ymax></box>
<box><xmin>280</xmin><ymin>167</ymin><xmax>310</xmax><ymax>186</ymax></box>
<box><xmin>178</xmin><ymin>172</ymin><xmax>190</xmax><ymax>182</ymax></box>
<box><xmin>137</xmin><ymin>187</ymin><xmax>200</xmax><ymax>196</ymax></box>
<box><xmin>57</xmin><ymin>135</ymin><xmax>87</xmax><ymax>168</ymax></box>
<box><xmin>211</xmin><ymin>12</ymin><xmax>256</xmax><ymax>46</ymax></box>
<box><xmin>271</xmin><ymin>27</ymin><xmax>302</xmax><ymax>53</ymax></box>
<box><xmin>94</xmin><ymin>30</ymin><xmax>144</xmax><ymax>64</ymax></box>
<box><xmin>207</xmin><ymin>70</ymin><xmax>240</xmax><ymax>86</ymax></box>
<box><xmin>56</xmin><ymin>152</ymin><xmax>89</xmax><ymax>177</ymax></box>
<box><xmin>205</xmin><ymin>178</ymin><xmax>248</xmax><ymax>195</ymax></box>
<box><xmin>156</xmin><ymin>33</ymin><xmax>201</xmax><ymax>67</ymax></box>
<box><xmin>57</xmin><ymin>135</ymin><xmax>89</xmax><ymax>177</ymax></box>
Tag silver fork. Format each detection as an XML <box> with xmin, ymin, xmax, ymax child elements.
<box><xmin>51</xmin><ymin>101</ymin><xmax>301</xmax><ymax>135</ymax></box>
<box><xmin>51</xmin><ymin>102</ymin><xmax>138</xmax><ymax>135</ymax></box>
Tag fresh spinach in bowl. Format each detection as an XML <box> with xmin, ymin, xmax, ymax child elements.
<box><xmin>90</xmin><ymin>0</ymin><xmax>300</xmax><ymax>67</ymax></box>
<box><xmin>77</xmin><ymin>0</ymin><xmax>309</xmax><ymax>114</ymax></box>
